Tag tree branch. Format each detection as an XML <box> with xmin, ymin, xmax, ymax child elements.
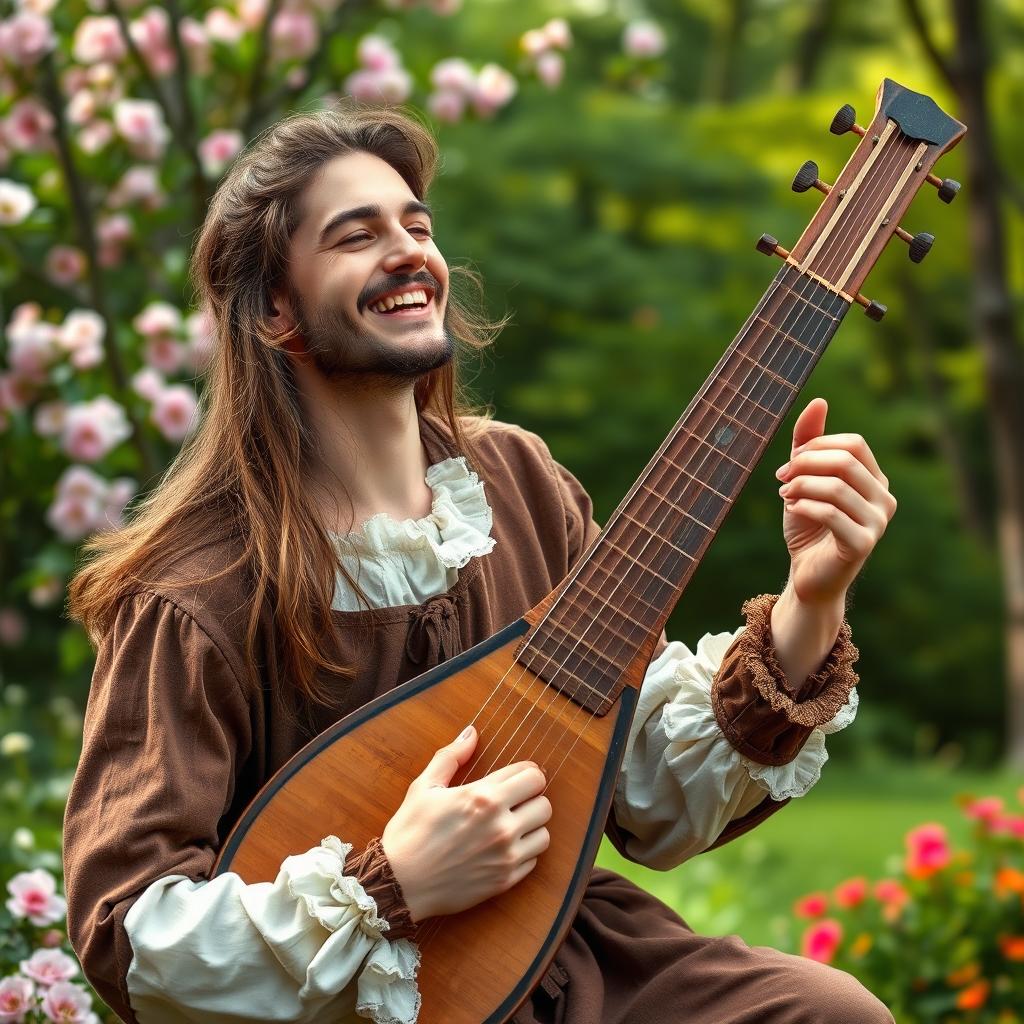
<box><xmin>901</xmin><ymin>0</ymin><xmax>958</xmax><ymax>88</ymax></box>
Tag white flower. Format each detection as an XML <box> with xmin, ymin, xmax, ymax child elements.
<box><xmin>0</xmin><ymin>178</ymin><xmax>37</xmax><ymax>224</ymax></box>
<box><xmin>0</xmin><ymin>731</ymin><xmax>33</xmax><ymax>755</ymax></box>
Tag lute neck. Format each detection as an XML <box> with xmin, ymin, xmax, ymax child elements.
<box><xmin>519</xmin><ymin>263</ymin><xmax>850</xmax><ymax>714</ymax></box>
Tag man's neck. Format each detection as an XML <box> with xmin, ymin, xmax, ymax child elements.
<box><xmin>298</xmin><ymin>372</ymin><xmax>434</xmax><ymax>536</ymax></box>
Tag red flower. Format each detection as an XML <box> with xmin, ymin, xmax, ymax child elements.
<box><xmin>793</xmin><ymin>892</ymin><xmax>829</xmax><ymax>919</ymax></box>
<box><xmin>905</xmin><ymin>823</ymin><xmax>951</xmax><ymax>879</ymax></box>
<box><xmin>801</xmin><ymin>919</ymin><xmax>843</xmax><ymax>964</ymax></box>
<box><xmin>833</xmin><ymin>877</ymin><xmax>869</xmax><ymax>909</ymax></box>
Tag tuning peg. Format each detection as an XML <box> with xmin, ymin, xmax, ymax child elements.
<box><xmin>853</xmin><ymin>292</ymin><xmax>887</xmax><ymax>320</ymax></box>
<box><xmin>792</xmin><ymin>160</ymin><xmax>831</xmax><ymax>195</ymax></box>
<box><xmin>894</xmin><ymin>227</ymin><xmax>935</xmax><ymax>263</ymax></box>
<box><xmin>830</xmin><ymin>104</ymin><xmax>865</xmax><ymax>137</ymax></box>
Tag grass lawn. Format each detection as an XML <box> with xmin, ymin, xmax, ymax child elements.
<box><xmin>595</xmin><ymin>757</ymin><xmax>1023</xmax><ymax>951</ymax></box>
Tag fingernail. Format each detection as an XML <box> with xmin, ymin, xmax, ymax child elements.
<box><xmin>459</xmin><ymin>725</ymin><xmax>474</xmax><ymax>740</ymax></box>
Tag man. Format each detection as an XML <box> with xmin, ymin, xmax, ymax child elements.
<box><xmin>63</xmin><ymin>103</ymin><xmax>896</xmax><ymax>1023</ymax></box>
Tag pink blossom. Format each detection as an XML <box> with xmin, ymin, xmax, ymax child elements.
<box><xmin>542</xmin><ymin>18</ymin><xmax>572</xmax><ymax>50</ymax></box>
<box><xmin>964</xmin><ymin>796</ymin><xmax>1004</xmax><ymax>825</ymax></box>
<box><xmin>0</xmin><ymin>10</ymin><xmax>57</xmax><ymax>67</ymax></box>
<box><xmin>3</xmin><ymin>97</ymin><xmax>56</xmax><ymax>152</ymax></box>
<box><xmin>0</xmin><ymin>975</ymin><xmax>35</xmax><ymax>1022</ymax></box>
<box><xmin>113</xmin><ymin>99</ymin><xmax>170</xmax><ymax>160</ymax></box>
<box><xmin>471</xmin><ymin>63</ymin><xmax>517</xmax><ymax>117</ymax></box>
<box><xmin>536</xmin><ymin>51</ymin><xmax>564</xmax><ymax>89</ymax></box>
<box><xmin>41</xmin><ymin>981</ymin><xmax>93</xmax><ymax>1023</ymax></box>
<box><xmin>0</xmin><ymin>607</ymin><xmax>27</xmax><ymax>647</ymax></box>
<box><xmin>129</xmin><ymin>7</ymin><xmax>176</xmax><ymax>77</ymax></box>
<box><xmin>184</xmin><ymin>309</ymin><xmax>216</xmax><ymax>373</ymax></box>
<box><xmin>60</xmin><ymin>396</ymin><xmax>132</xmax><ymax>462</ymax></box>
<box><xmin>107</xmin><ymin>164</ymin><xmax>164</xmax><ymax>210</ymax></box>
<box><xmin>20</xmin><ymin>948</ymin><xmax>79</xmax><ymax>987</ymax></box>
<box><xmin>101</xmin><ymin>477</ymin><xmax>137</xmax><ymax>530</ymax></box>
<box><xmin>178</xmin><ymin>17</ymin><xmax>212</xmax><ymax>75</ymax></box>
<box><xmin>270</xmin><ymin>8</ymin><xmax>318</xmax><ymax>63</ymax></box>
<box><xmin>198</xmin><ymin>129</ymin><xmax>243</xmax><ymax>177</ymax></box>
<box><xmin>75</xmin><ymin>119</ymin><xmax>114</xmax><ymax>156</ymax></box>
<box><xmin>204</xmin><ymin>7</ymin><xmax>246</xmax><ymax>45</ymax></box>
<box><xmin>59</xmin><ymin>310</ymin><xmax>106</xmax><ymax>368</ymax></box>
<box><xmin>800</xmin><ymin>919</ymin><xmax>842</xmax><ymax>963</ymax></box>
<box><xmin>47</xmin><ymin>493</ymin><xmax>102</xmax><ymax>541</ymax></box>
<box><xmin>793</xmin><ymin>892</ymin><xmax>829</xmax><ymax>918</ymax></box>
<box><xmin>833</xmin><ymin>876</ymin><xmax>869</xmax><ymax>909</ymax></box>
<box><xmin>905</xmin><ymin>822</ymin><xmax>952</xmax><ymax>879</ymax></box>
<box><xmin>132</xmin><ymin>367</ymin><xmax>166</xmax><ymax>401</ymax></box>
<box><xmin>151</xmin><ymin>384</ymin><xmax>198</xmax><ymax>442</ymax></box>
<box><xmin>0</xmin><ymin>178</ymin><xmax>37</xmax><ymax>225</ymax></box>
<box><xmin>430</xmin><ymin>57</ymin><xmax>475</xmax><ymax>95</ymax></box>
<box><xmin>72</xmin><ymin>15</ymin><xmax>126</xmax><ymax>64</ymax></box>
<box><xmin>144</xmin><ymin>337</ymin><xmax>186</xmax><ymax>374</ymax></box>
<box><xmin>357</xmin><ymin>34</ymin><xmax>400</xmax><ymax>72</ymax></box>
<box><xmin>33</xmin><ymin>400</ymin><xmax>66</xmax><ymax>437</ymax></box>
<box><xmin>133</xmin><ymin>300</ymin><xmax>182</xmax><ymax>338</ymax></box>
<box><xmin>427</xmin><ymin>89</ymin><xmax>465</xmax><ymax>124</ymax></box>
<box><xmin>344</xmin><ymin>68</ymin><xmax>412</xmax><ymax>105</ymax></box>
<box><xmin>45</xmin><ymin>244</ymin><xmax>87</xmax><ymax>285</ymax></box>
<box><xmin>623</xmin><ymin>19</ymin><xmax>666</xmax><ymax>59</ymax></box>
<box><xmin>6</xmin><ymin>868</ymin><xmax>67</xmax><ymax>926</ymax></box>
<box><xmin>237</xmin><ymin>0</ymin><xmax>269</xmax><ymax>30</ymax></box>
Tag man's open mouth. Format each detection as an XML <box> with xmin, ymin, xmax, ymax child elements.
<box><xmin>366</xmin><ymin>286</ymin><xmax>435</xmax><ymax>317</ymax></box>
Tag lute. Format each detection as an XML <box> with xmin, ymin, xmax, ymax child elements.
<box><xmin>212</xmin><ymin>79</ymin><xmax>965</xmax><ymax>1023</ymax></box>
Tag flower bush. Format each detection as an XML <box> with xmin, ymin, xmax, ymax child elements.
<box><xmin>792</xmin><ymin>791</ymin><xmax>1024</xmax><ymax>1022</ymax></box>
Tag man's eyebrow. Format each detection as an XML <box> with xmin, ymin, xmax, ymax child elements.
<box><xmin>316</xmin><ymin>200</ymin><xmax>433</xmax><ymax>247</ymax></box>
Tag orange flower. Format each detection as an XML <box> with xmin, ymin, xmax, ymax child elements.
<box><xmin>956</xmin><ymin>979</ymin><xmax>990</xmax><ymax>1010</ymax></box>
<box><xmin>995</xmin><ymin>866</ymin><xmax>1024</xmax><ymax>898</ymax></box>
<box><xmin>946</xmin><ymin>962</ymin><xmax>981</xmax><ymax>987</ymax></box>
<box><xmin>999</xmin><ymin>934</ymin><xmax>1024</xmax><ymax>961</ymax></box>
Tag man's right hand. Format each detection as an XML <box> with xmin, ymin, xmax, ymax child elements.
<box><xmin>380</xmin><ymin>726</ymin><xmax>551</xmax><ymax>923</ymax></box>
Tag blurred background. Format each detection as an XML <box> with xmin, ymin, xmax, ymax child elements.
<box><xmin>0</xmin><ymin>0</ymin><xmax>1022</xmax><ymax>1020</ymax></box>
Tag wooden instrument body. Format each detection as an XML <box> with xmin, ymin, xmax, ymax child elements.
<box><xmin>213</xmin><ymin>614</ymin><xmax>639</xmax><ymax>1024</ymax></box>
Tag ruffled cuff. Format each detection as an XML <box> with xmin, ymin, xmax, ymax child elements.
<box><xmin>347</xmin><ymin>836</ymin><xmax>418</xmax><ymax>940</ymax></box>
<box><xmin>711</xmin><ymin>592</ymin><xmax>860</xmax><ymax>767</ymax></box>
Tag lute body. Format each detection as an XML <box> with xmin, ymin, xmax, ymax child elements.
<box><xmin>213</xmin><ymin>79</ymin><xmax>965</xmax><ymax>1023</ymax></box>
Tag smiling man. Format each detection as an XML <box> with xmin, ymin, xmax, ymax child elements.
<box><xmin>62</xmin><ymin>103</ymin><xmax>896</xmax><ymax>1024</ymax></box>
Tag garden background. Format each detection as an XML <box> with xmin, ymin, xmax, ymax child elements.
<box><xmin>1</xmin><ymin>0</ymin><xmax>1022</xmax><ymax>1021</ymax></box>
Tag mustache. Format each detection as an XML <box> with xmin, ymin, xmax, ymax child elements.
<box><xmin>360</xmin><ymin>272</ymin><xmax>442</xmax><ymax>312</ymax></box>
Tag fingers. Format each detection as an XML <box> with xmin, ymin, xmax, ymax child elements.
<box><xmin>791</xmin><ymin>432</ymin><xmax>887</xmax><ymax>486</ymax></box>
<box><xmin>780</xmin><ymin>475</ymin><xmax>889</xmax><ymax>536</ymax></box>
<box><xmin>779</xmin><ymin>448</ymin><xmax>895</xmax><ymax>516</ymax></box>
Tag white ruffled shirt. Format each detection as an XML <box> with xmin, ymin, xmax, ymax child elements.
<box><xmin>123</xmin><ymin>455</ymin><xmax>858</xmax><ymax>1023</ymax></box>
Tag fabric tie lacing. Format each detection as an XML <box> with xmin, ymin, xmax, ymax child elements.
<box><xmin>404</xmin><ymin>593</ymin><xmax>463</xmax><ymax>666</ymax></box>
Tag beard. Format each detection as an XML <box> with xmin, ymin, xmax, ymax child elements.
<box><xmin>290</xmin><ymin>286</ymin><xmax>455</xmax><ymax>387</ymax></box>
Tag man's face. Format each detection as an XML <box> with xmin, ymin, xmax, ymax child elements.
<box><xmin>279</xmin><ymin>150</ymin><xmax>453</xmax><ymax>383</ymax></box>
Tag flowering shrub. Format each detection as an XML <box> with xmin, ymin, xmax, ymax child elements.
<box><xmin>792</xmin><ymin>791</ymin><xmax>1024</xmax><ymax>1022</ymax></box>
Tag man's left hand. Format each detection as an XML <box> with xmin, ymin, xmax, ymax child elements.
<box><xmin>774</xmin><ymin>397</ymin><xmax>897</xmax><ymax>606</ymax></box>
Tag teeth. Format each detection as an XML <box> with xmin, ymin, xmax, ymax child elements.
<box><xmin>370</xmin><ymin>289</ymin><xmax>430</xmax><ymax>314</ymax></box>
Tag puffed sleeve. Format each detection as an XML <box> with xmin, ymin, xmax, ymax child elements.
<box><xmin>545</xmin><ymin>452</ymin><xmax>861</xmax><ymax>869</ymax></box>
<box><xmin>62</xmin><ymin>591</ymin><xmax>420</xmax><ymax>1024</ymax></box>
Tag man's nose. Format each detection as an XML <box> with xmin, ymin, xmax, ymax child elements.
<box><xmin>381</xmin><ymin>230</ymin><xmax>427</xmax><ymax>274</ymax></box>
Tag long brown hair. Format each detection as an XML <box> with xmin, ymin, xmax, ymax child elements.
<box><xmin>67</xmin><ymin>101</ymin><xmax>507</xmax><ymax>714</ymax></box>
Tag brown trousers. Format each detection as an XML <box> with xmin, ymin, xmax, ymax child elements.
<box><xmin>512</xmin><ymin>869</ymin><xmax>894</xmax><ymax>1024</ymax></box>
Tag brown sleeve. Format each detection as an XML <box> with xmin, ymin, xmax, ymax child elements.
<box><xmin>62</xmin><ymin>591</ymin><xmax>253</xmax><ymax>1024</ymax></box>
<box><xmin>345</xmin><ymin>836</ymin><xmax>418</xmax><ymax>940</ymax></box>
<box><xmin>711</xmin><ymin>591</ymin><xmax>860</xmax><ymax>767</ymax></box>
